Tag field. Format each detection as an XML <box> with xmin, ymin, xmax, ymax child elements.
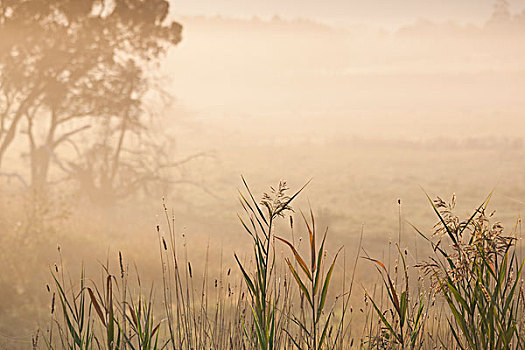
<box><xmin>2</xmin><ymin>134</ymin><xmax>525</xmax><ymax>349</ymax></box>
<box><xmin>2</xmin><ymin>4</ymin><xmax>525</xmax><ymax>349</ymax></box>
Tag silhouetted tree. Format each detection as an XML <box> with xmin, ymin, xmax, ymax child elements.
<box><xmin>0</xmin><ymin>0</ymin><xmax>182</xmax><ymax>192</ymax></box>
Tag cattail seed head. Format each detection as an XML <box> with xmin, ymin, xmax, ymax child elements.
<box><xmin>119</xmin><ymin>251</ymin><xmax>124</xmax><ymax>278</ymax></box>
<box><xmin>51</xmin><ymin>293</ymin><xmax>55</xmax><ymax>315</ymax></box>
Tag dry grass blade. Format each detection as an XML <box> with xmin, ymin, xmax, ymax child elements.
<box><xmin>87</xmin><ymin>287</ymin><xmax>106</xmax><ymax>327</ymax></box>
<box><xmin>363</xmin><ymin>256</ymin><xmax>401</xmax><ymax>315</ymax></box>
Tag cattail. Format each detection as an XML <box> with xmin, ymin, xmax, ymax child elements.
<box><xmin>188</xmin><ymin>262</ymin><xmax>192</xmax><ymax>278</ymax></box>
<box><xmin>119</xmin><ymin>251</ymin><xmax>124</xmax><ymax>278</ymax></box>
<box><xmin>51</xmin><ymin>293</ymin><xmax>55</xmax><ymax>315</ymax></box>
<box><xmin>162</xmin><ymin>237</ymin><xmax>168</xmax><ymax>251</ymax></box>
<box><xmin>46</xmin><ymin>284</ymin><xmax>50</xmax><ymax>293</ymax></box>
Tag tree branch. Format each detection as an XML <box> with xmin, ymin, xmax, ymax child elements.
<box><xmin>53</xmin><ymin>125</ymin><xmax>91</xmax><ymax>148</ymax></box>
<box><xmin>158</xmin><ymin>151</ymin><xmax>214</xmax><ymax>169</ymax></box>
<box><xmin>0</xmin><ymin>171</ymin><xmax>28</xmax><ymax>188</ymax></box>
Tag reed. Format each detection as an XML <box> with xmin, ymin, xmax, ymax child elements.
<box><xmin>416</xmin><ymin>193</ymin><xmax>525</xmax><ymax>349</ymax></box>
<box><xmin>234</xmin><ymin>177</ymin><xmax>306</xmax><ymax>350</ymax></box>
<box><xmin>276</xmin><ymin>210</ymin><xmax>341</xmax><ymax>350</ymax></box>
<box><xmin>363</xmin><ymin>246</ymin><xmax>428</xmax><ymax>349</ymax></box>
<box><xmin>40</xmin><ymin>180</ymin><xmax>525</xmax><ymax>350</ymax></box>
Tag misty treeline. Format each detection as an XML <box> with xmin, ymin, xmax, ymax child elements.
<box><xmin>399</xmin><ymin>0</ymin><xmax>525</xmax><ymax>37</ymax></box>
<box><xmin>490</xmin><ymin>0</ymin><xmax>521</xmax><ymax>24</ymax></box>
<box><xmin>0</xmin><ymin>0</ymin><xmax>195</xmax><ymax>204</ymax></box>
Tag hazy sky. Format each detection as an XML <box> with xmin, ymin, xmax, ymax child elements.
<box><xmin>173</xmin><ymin>0</ymin><xmax>525</xmax><ymax>28</ymax></box>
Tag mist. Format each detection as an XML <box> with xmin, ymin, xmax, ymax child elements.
<box><xmin>1</xmin><ymin>1</ymin><xmax>525</xmax><ymax>348</ymax></box>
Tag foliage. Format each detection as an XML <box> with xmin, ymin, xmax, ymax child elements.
<box><xmin>36</xmin><ymin>183</ymin><xmax>525</xmax><ymax>350</ymax></box>
<box><xmin>416</xmin><ymin>193</ymin><xmax>525</xmax><ymax>349</ymax></box>
<box><xmin>364</xmin><ymin>246</ymin><xmax>427</xmax><ymax>349</ymax></box>
<box><xmin>277</xmin><ymin>211</ymin><xmax>341</xmax><ymax>350</ymax></box>
<box><xmin>47</xmin><ymin>268</ymin><xmax>96</xmax><ymax>349</ymax></box>
<box><xmin>0</xmin><ymin>0</ymin><xmax>182</xmax><ymax>196</ymax></box>
<box><xmin>234</xmin><ymin>178</ymin><xmax>305</xmax><ymax>350</ymax></box>
<box><xmin>47</xmin><ymin>260</ymin><xmax>164</xmax><ymax>350</ymax></box>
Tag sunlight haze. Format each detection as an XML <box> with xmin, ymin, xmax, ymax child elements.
<box><xmin>2</xmin><ymin>1</ymin><xmax>525</xmax><ymax>348</ymax></box>
<box><xmin>173</xmin><ymin>0</ymin><xmax>525</xmax><ymax>27</ymax></box>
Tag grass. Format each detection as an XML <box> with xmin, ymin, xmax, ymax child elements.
<box><xmin>417</xmin><ymin>194</ymin><xmax>525</xmax><ymax>349</ymax></box>
<box><xmin>363</xmin><ymin>245</ymin><xmax>427</xmax><ymax>349</ymax></box>
<box><xmin>32</xmin><ymin>179</ymin><xmax>525</xmax><ymax>349</ymax></box>
<box><xmin>276</xmin><ymin>210</ymin><xmax>342</xmax><ymax>350</ymax></box>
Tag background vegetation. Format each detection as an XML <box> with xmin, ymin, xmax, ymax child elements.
<box><xmin>2</xmin><ymin>0</ymin><xmax>525</xmax><ymax>349</ymax></box>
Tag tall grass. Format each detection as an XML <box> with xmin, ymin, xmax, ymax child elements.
<box><xmin>416</xmin><ymin>194</ymin><xmax>525</xmax><ymax>349</ymax></box>
<box><xmin>41</xmin><ymin>181</ymin><xmax>525</xmax><ymax>350</ymax></box>
<box><xmin>234</xmin><ymin>177</ymin><xmax>306</xmax><ymax>350</ymax></box>
<box><xmin>276</xmin><ymin>210</ymin><xmax>342</xmax><ymax>350</ymax></box>
<box><xmin>46</xmin><ymin>268</ymin><xmax>95</xmax><ymax>349</ymax></box>
<box><xmin>363</xmin><ymin>246</ymin><xmax>428</xmax><ymax>349</ymax></box>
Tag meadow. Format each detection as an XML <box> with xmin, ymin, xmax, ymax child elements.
<box><xmin>2</xmin><ymin>8</ymin><xmax>525</xmax><ymax>349</ymax></box>
<box><xmin>2</xmin><ymin>135</ymin><xmax>525</xmax><ymax>349</ymax></box>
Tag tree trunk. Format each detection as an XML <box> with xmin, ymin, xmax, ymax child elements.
<box><xmin>30</xmin><ymin>145</ymin><xmax>51</xmax><ymax>193</ymax></box>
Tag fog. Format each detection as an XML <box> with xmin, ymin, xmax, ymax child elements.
<box><xmin>2</xmin><ymin>1</ymin><xmax>525</xmax><ymax>348</ymax></box>
<box><xmin>165</xmin><ymin>15</ymin><xmax>525</xmax><ymax>139</ymax></box>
